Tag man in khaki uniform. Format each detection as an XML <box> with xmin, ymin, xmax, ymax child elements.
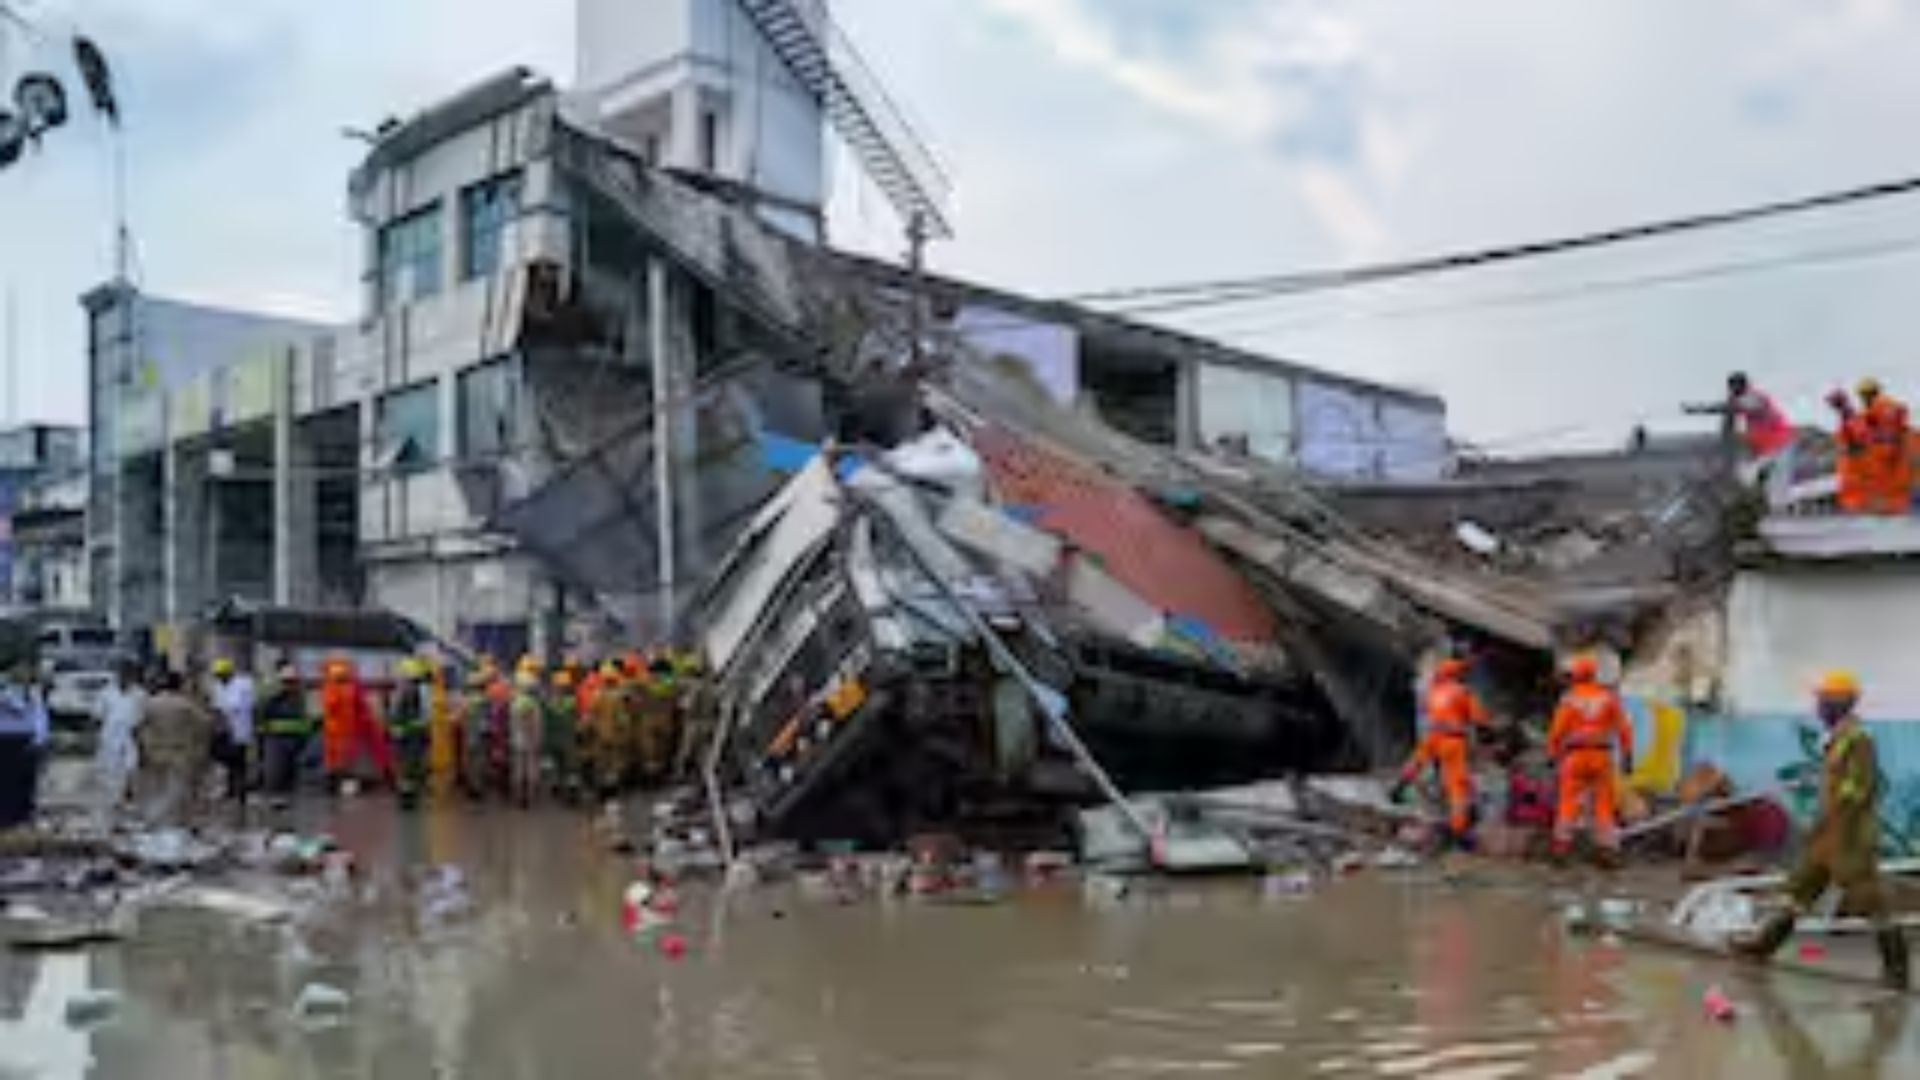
<box><xmin>1734</xmin><ymin>670</ymin><xmax>1908</xmax><ymax>989</ymax></box>
<box><xmin>135</xmin><ymin>670</ymin><xmax>217</xmax><ymax>826</ymax></box>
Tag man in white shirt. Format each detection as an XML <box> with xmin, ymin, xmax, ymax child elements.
<box><xmin>92</xmin><ymin>662</ymin><xmax>144</xmax><ymax>817</ymax></box>
<box><xmin>210</xmin><ymin>657</ymin><xmax>256</xmax><ymax>803</ymax></box>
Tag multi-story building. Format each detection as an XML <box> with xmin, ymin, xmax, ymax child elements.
<box><xmin>82</xmin><ymin>2</ymin><xmax>1448</xmax><ymax>656</ymax></box>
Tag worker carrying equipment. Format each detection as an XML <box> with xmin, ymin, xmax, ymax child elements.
<box><xmin>1392</xmin><ymin>656</ymin><xmax>1488</xmax><ymax>845</ymax></box>
<box><xmin>1733</xmin><ymin>671</ymin><xmax>1908</xmax><ymax>989</ymax></box>
<box><xmin>1546</xmin><ymin>654</ymin><xmax>1634</xmax><ymax>861</ymax></box>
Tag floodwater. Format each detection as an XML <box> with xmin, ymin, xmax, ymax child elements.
<box><xmin>4</xmin><ymin>800</ymin><xmax>1920</xmax><ymax>1079</ymax></box>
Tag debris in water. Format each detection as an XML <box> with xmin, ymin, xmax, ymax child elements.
<box><xmin>656</xmin><ymin>931</ymin><xmax>688</xmax><ymax>960</ymax></box>
<box><xmin>63</xmin><ymin>989</ymin><xmax>122</xmax><ymax>1028</ymax></box>
<box><xmin>292</xmin><ymin>982</ymin><xmax>351</xmax><ymax>1027</ymax></box>
<box><xmin>1261</xmin><ymin>869</ymin><xmax>1314</xmax><ymax>899</ymax></box>
<box><xmin>1797</xmin><ymin>942</ymin><xmax>1826</xmax><ymax>961</ymax></box>
<box><xmin>1701</xmin><ymin>985</ymin><xmax>1735</xmax><ymax>1022</ymax></box>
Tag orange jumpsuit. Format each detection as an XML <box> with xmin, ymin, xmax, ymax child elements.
<box><xmin>1547</xmin><ymin>679</ymin><xmax>1634</xmax><ymax>853</ymax></box>
<box><xmin>321</xmin><ymin>669</ymin><xmax>392</xmax><ymax>781</ymax></box>
<box><xmin>1836</xmin><ymin>412</ymin><xmax>1870</xmax><ymax>513</ymax></box>
<box><xmin>1399</xmin><ymin>672</ymin><xmax>1487</xmax><ymax>835</ymax></box>
<box><xmin>1860</xmin><ymin>395</ymin><xmax>1912</xmax><ymax>514</ymax></box>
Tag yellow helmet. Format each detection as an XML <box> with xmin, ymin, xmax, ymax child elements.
<box><xmin>1857</xmin><ymin>377</ymin><xmax>1883</xmax><ymax>398</ymax></box>
<box><xmin>1816</xmin><ymin>669</ymin><xmax>1861</xmax><ymax>698</ymax></box>
<box><xmin>517</xmin><ymin>654</ymin><xmax>541</xmax><ymax>674</ymax></box>
<box><xmin>211</xmin><ymin>657</ymin><xmax>235</xmax><ymax>677</ymax></box>
<box><xmin>398</xmin><ymin>657</ymin><xmax>427</xmax><ymax>679</ymax></box>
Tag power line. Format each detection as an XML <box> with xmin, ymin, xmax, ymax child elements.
<box><xmin>1184</xmin><ymin>231</ymin><xmax>1920</xmax><ymax>344</ymax></box>
<box><xmin>1062</xmin><ymin>171</ymin><xmax>1920</xmax><ymax>316</ymax></box>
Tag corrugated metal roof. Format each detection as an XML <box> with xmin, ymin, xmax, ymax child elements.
<box><xmin>972</xmin><ymin>425</ymin><xmax>1276</xmax><ymax>645</ymax></box>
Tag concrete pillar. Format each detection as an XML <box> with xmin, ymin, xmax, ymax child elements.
<box><xmin>161</xmin><ymin>402</ymin><xmax>178</xmax><ymax>631</ymax></box>
<box><xmin>649</xmin><ymin>258</ymin><xmax>676</xmax><ymax>633</ymax></box>
<box><xmin>272</xmin><ymin>347</ymin><xmax>294</xmax><ymax>605</ymax></box>
<box><xmin>669</xmin><ymin>83</ymin><xmax>704</xmax><ymax>172</ymax></box>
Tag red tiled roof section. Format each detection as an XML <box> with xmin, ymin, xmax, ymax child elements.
<box><xmin>973</xmin><ymin>426</ymin><xmax>1276</xmax><ymax>644</ymax></box>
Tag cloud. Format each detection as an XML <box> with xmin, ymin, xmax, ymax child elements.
<box><xmin>978</xmin><ymin>0</ymin><xmax>1403</xmax><ymax>256</ymax></box>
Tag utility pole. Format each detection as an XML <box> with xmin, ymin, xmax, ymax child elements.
<box><xmin>649</xmin><ymin>257</ymin><xmax>676</xmax><ymax>637</ymax></box>
<box><xmin>905</xmin><ymin>212</ymin><xmax>928</xmax><ymax>370</ymax></box>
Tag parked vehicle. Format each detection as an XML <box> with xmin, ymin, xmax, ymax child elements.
<box><xmin>37</xmin><ymin>620</ymin><xmax>129</xmax><ymax>724</ymax></box>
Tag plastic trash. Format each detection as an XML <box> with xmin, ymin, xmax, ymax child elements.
<box><xmin>63</xmin><ymin>990</ymin><xmax>121</xmax><ymax>1028</ymax></box>
<box><xmin>1373</xmin><ymin>847</ymin><xmax>1421</xmax><ymax>870</ymax></box>
<box><xmin>1680</xmin><ymin>891</ymin><xmax>1756</xmax><ymax>940</ymax></box>
<box><xmin>293</xmin><ymin>982</ymin><xmax>351</xmax><ymax>1027</ymax></box>
<box><xmin>1701</xmin><ymin>985</ymin><xmax>1735</xmax><ymax>1022</ymax></box>
<box><xmin>1597</xmin><ymin>898</ymin><xmax>1637</xmax><ymax>928</ymax></box>
<box><xmin>656</xmin><ymin>931</ymin><xmax>688</xmax><ymax>960</ymax></box>
<box><xmin>1797</xmin><ymin>942</ymin><xmax>1826</xmax><ymax>961</ymax></box>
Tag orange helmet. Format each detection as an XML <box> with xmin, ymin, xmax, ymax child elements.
<box><xmin>1565</xmin><ymin>655</ymin><xmax>1599</xmax><ymax>684</ymax></box>
<box><xmin>1434</xmin><ymin>657</ymin><xmax>1469</xmax><ymax>682</ymax></box>
<box><xmin>1815</xmin><ymin>669</ymin><xmax>1861</xmax><ymax>699</ymax></box>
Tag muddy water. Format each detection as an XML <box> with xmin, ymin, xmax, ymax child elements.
<box><xmin>3</xmin><ymin>801</ymin><xmax>1918</xmax><ymax>1078</ymax></box>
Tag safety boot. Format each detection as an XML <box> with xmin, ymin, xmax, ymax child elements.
<box><xmin>1876</xmin><ymin>926</ymin><xmax>1909</xmax><ymax>991</ymax></box>
<box><xmin>1730</xmin><ymin>910</ymin><xmax>1796</xmax><ymax>961</ymax></box>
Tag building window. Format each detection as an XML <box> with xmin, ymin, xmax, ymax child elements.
<box><xmin>457</xmin><ymin>359</ymin><xmax>522</xmax><ymax>459</ymax></box>
<box><xmin>460</xmin><ymin>172</ymin><xmax>524</xmax><ymax>281</ymax></box>
<box><xmin>376</xmin><ymin>202</ymin><xmax>443</xmax><ymax>311</ymax></box>
<box><xmin>377</xmin><ymin>381</ymin><xmax>442</xmax><ymax>475</ymax></box>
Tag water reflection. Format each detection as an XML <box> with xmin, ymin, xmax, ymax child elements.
<box><xmin>4</xmin><ymin>804</ymin><xmax>1920</xmax><ymax>1077</ymax></box>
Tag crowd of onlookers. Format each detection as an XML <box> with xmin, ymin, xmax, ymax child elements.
<box><xmin>0</xmin><ymin>647</ymin><xmax>705</xmax><ymax>832</ymax></box>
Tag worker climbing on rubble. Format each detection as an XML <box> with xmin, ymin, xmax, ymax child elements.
<box><xmin>1829</xmin><ymin>389</ymin><xmax>1871</xmax><ymax>513</ymax></box>
<box><xmin>1391</xmin><ymin>656</ymin><xmax>1488</xmax><ymax>847</ymax></box>
<box><xmin>1855</xmin><ymin>378</ymin><xmax>1912</xmax><ymax>514</ymax></box>
<box><xmin>257</xmin><ymin>660</ymin><xmax>311</xmax><ymax>805</ymax></box>
<box><xmin>389</xmin><ymin>657</ymin><xmax>432</xmax><ymax>807</ymax></box>
<box><xmin>1691</xmin><ymin>372</ymin><xmax>1797</xmax><ymax>505</ymax></box>
<box><xmin>1733</xmin><ymin>670</ymin><xmax>1909</xmax><ymax>989</ymax></box>
<box><xmin>508</xmin><ymin>662</ymin><xmax>545</xmax><ymax>806</ymax></box>
<box><xmin>586</xmin><ymin>662</ymin><xmax>631</xmax><ymax>801</ymax></box>
<box><xmin>1546</xmin><ymin>654</ymin><xmax>1634</xmax><ymax>864</ymax></box>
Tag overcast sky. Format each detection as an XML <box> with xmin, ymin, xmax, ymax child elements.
<box><xmin>5</xmin><ymin>0</ymin><xmax>1920</xmax><ymax>447</ymax></box>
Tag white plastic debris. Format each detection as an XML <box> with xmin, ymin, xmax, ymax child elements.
<box><xmin>1454</xmin><ymin>520</ymin><xmax>1502</xmax><ymax>556</ymax></box>
<box><xmin>169</xmin><ymin>885</ymin><xmax>296</xmax><ymax>924</ymax></box>
<box><xmin>292</xmin><ymin>982</ymin><xmax>351</xmax><ymax>1027</ymax></box>
<box><xmin>1372</xmin><ymin>847</ymin><xmax>1421</xmax><ymax>870</ymax></box>
<box><xmin>63</xmin><ymin>989</ymin><xmax>122</xmax><ymax>1029</ymax></box>
<box><xmin>1678</xmin><ymin>891</ymin><xmax>1756</xmax><ymax>941</ymax></box>
<box><xmin>1262</xmin><ymin>869</ymin><xmax>1315</xmax><ymax>899</ymax></box>
<box><xmin>1597</xmin><ymin>897</ymin><xmax>1638</xmax><ymax>929</ymax></box>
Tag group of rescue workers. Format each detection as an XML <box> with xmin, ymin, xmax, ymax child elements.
<box><xmin>1703</xmin><ymin>370</ymin><xmax>1915</xmax><ymax>513</ymax></box>
<box><xmin>234</xmin><ymin>649</ymin><xmax>701</xmax><ymax>810</ymax></box>
<box><xmin>1395</xmin><ymin>652</ymin><xmax>1908</xmax><ymax>988</ymax></box>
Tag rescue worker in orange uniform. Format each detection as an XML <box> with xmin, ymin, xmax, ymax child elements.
<box><xmin>1856</xmin><ymin>378</ymin><xmax>1912</xmax><ymax>514</ymax></box>
<box><xmin>321</xmin><ymin>659</ymin><xmax>392</xmax><ymax>794</ymax></box>
<box><xmin>1547</xmin><ymin>655</ymin><xmax>1634</xmax><ymax>862</ymax></box>
<box><xmin>1391</xmin><ymin>657</ymin><xmax>1488</xmax><ymax>845</ymax></box>
<box><xmin>1829</xmin><ymin>389</ymin><xmax>1871</xmax><ymax>513</ymax></box>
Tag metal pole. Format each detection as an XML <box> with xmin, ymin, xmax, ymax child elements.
<box><xmin>905</xmin><ymin>212</ymin><xmax>928</xmax><ymax>369</ymax></box>
<box><xmin>272</xmin><ymin>347</ymin><xmax>293</xmax><ymax>605</ymax></box>
<box><xmin>649</xmin><ymin>258</ymin><xmax>676</xmax><ymax>635</ymax></box>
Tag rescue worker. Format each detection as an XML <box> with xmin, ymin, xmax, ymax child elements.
<box><xmin>634</xmin><ymin>655</ymin><xmax>681</xmax><ymax>787</ymax></box>
<box><xmin>0</xmin><ymin>660</ymin><xmax>49</xmax><ymax>829</ymax></box>
<box><xmin>257</xmin><ymin>661</ymin><xmax>313</xmax><ymax>804</ymax></box>
<box><xmin>321</xmin><ymin>660</ymin><xmax>391</xmax><ymax>794</ymax></box>
<box><xmin>1692</xmin><ymin>372</ymin><xmax>1797</xmax><ymax>505</ymax></box>
<box><xmin>1391</xmin><ymin>657</ymin><xmax>1488</xmax><ymax>846</ymax></box>
<box><xmin>586</xmin><ymin>663</ymin><xmax>630</xmax><ymax>800</ymax></box>
<box><xmin>1546</xmin><ymin>655</ymin><xmax>1634</xmax><ymax>863</ymax></box>
<box><xmin>457</xmin><ymin>666</ymin><xmax>495</xmax><ymax>799</ymax></box>
<box><xmin>1733</xmin><ymin>671</ymin><xmax>1909</xmax><ymax>989</ymax></box>
<box><xmin>1829</xmin><ymin>389</ymin><xmax>1871</xmax><ymax>513</ymax></box>
<box><xmin>388</xmin><ymin>657</ymin><xmax>432</xmax><ymax>807</ymax></box>
<box><xmin>1856</xmin><ymin>378</ymin><xmax>1912</xmax><ymax>514</ymax></box>
<box><xmin>507</xmin><ymin>667</ymin><xmax>545</xmax><ymax>807</ymax></box>
<box><xmin>209</xmin><ymin>657</ymin><xmax>256</xmax><ymax>803</ymax></box>
<box><xmin>545</xmin><ymin>667</ymin><xmax>582</xmax><ymax>802</ymax></box>
<box><xmin>426</xmin><ymin>659</ymin><xmax>457</xmax><ymax>795</ymax></box>
<box><xmin>134</xmin><ymin>669</ymin><xmax>216</xmax><ymax>826</ymax></box>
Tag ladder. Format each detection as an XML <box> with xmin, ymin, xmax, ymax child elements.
<box><xmin>736</xmin><ymin>0</ymin><xmax>954</xmax><ymax>238</ymax></box>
